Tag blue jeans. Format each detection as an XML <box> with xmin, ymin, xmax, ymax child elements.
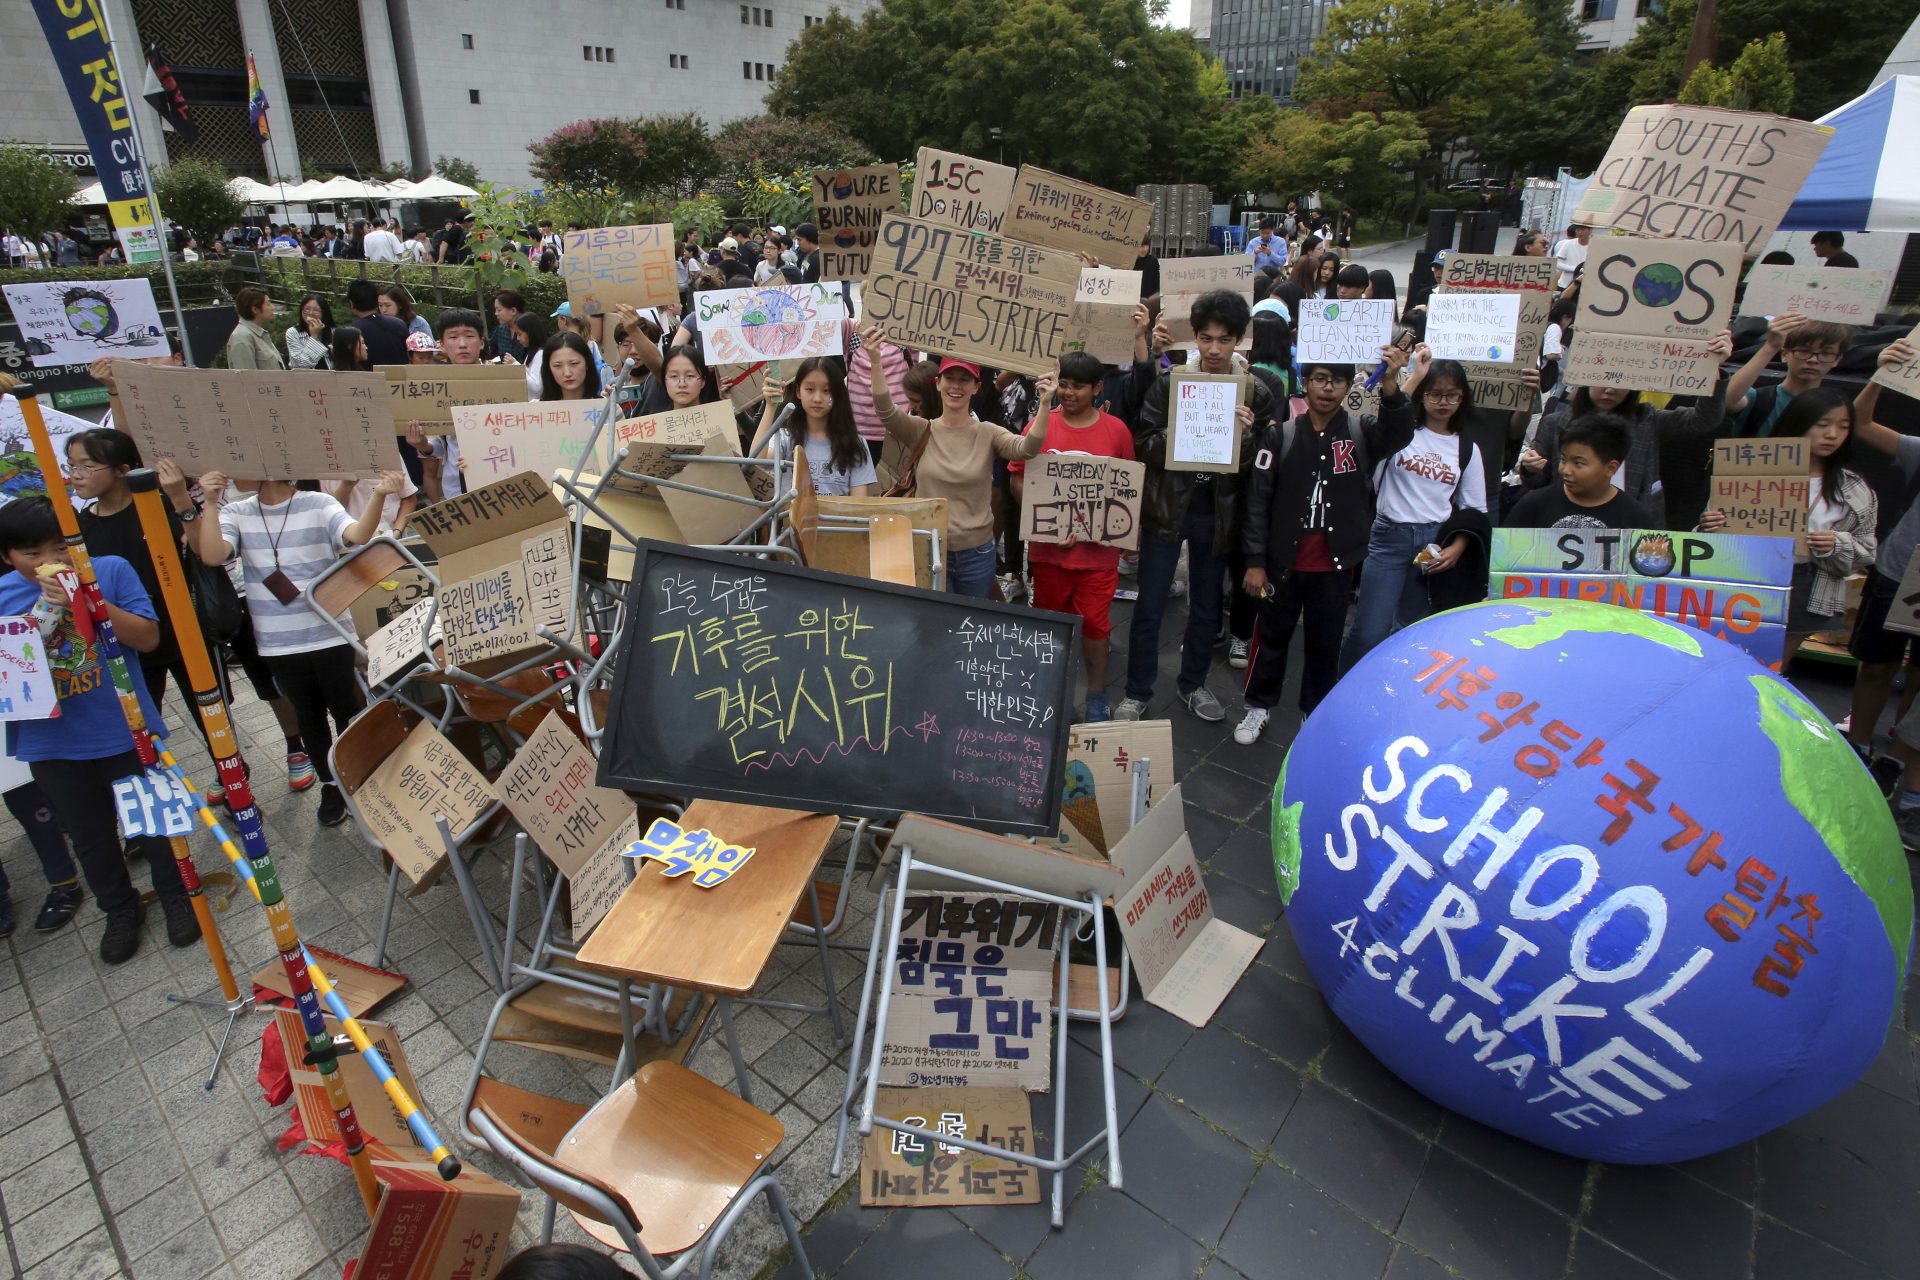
<box><xmin>1340</xmin><ymin>518</ymin><xmax>1441</xmax><ymax>673</ymax></box>
<box><xmin>949</xmin><ymin>541</ymin><xmax>997</xmax><ymax>598</ymax></box>
<box><xmin>0</xmin><ymin>780</ymin><xmax>78</xmax><ymax>900</ymax></box>
<box><xmin>1126</xmin><ymin>504</ymin><xmax>1223</xmax><ymax>702</ymax></box>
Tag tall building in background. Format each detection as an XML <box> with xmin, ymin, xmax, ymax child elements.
<box><xmin>0</xmin><ymin>0</ymin><xmax>878</xmax><ymax>184</ymax></box>
<box><xmin>1573</xmin><ymin>0</ymin><xmax>1653</xmax><ymax>51</ymax></box>
<box><xmin>1207</xmin><ymin>0</ymin><xmax>1328</xmax><ymax>105</ymax></box>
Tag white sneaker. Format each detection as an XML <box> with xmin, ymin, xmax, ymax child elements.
<box><xmin>995</xmin><ymin>573</ymin><xmax>1025</xmax><ymax>601</ymax></box>
<box><xmin>1229</xmin><ymin>638</ymin><xmax>1250</xmax><ymax>669</ymax></box>
<box><xmin>1168</xmin><ymin>578</ymin><xmax>1188</xmax><ymax>599</ymax></box>
<box><xmin>1113</xmin><ymin>697</ymin><xmax>1147</xmax><ymax>721</ymax></box>
<box><xmin>1118</xmin><ymin>553</ymin><xmax>1139</xmax><ymax>578</ymax></box>
<box><xmin>1234</xmin><ymin>707</ymin><xmax>1270</xmax><ymax>745</ymax></box>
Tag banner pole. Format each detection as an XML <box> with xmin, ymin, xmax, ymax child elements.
<box><xmin>95</xmin><ymin>1</ymin><xmax>195</xmax><ymax>366</ymax></box>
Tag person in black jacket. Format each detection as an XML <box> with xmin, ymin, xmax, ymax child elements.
<box><xmin>1234</xmin><ymin>349</ymin><xmax>1414</xmax><ymax>743</ymax></box>
<box><xmin>1114</xmin><ymin>291</ymin><xmax>1277</xmax><ymax>724</ymax></box>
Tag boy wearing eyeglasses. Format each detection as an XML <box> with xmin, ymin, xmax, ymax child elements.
<box><xmin>1722</xmin><ymin>313</ymin><xmax>1851</xmax><ymax>438</ymax></box>
<box><xmin>1233</xmin><ymin>349</ymin><xmax>1414</xmax><ymax>744</ymax></box>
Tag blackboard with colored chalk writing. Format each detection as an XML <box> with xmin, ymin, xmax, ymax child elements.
<box><xmin>597</xmin><ymin>541</ymin><xmax>1078</xmax><ymax>836</ymax></box>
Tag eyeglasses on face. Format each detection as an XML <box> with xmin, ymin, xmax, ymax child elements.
<box><xmin>1424</xmin><ymin>389</ymin><xmax>1464</xmax><ymax>404</ymax></box>
<box><xmin>1305</xmin><ymin>373</ymin><xmax>1350</xmax><ymax>388</ymax></box>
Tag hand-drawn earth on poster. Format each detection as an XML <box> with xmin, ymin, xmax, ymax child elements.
<box><xmin>1271</xmin><ymin>597</ymin><xmax>1913</xmax><ymax>1162</ymax></box>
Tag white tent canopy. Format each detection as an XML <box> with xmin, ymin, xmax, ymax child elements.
<box><xmin>68</xmin><ymin>181</ymin><xmax>106</xmax><ymax>205</ymax></box>
<box><xmin>1779</xmin><ymin>75</ymin><xmax>1920</xmax><ymax>233</ymax></box>
<box><xmin>399</xmin><ymin>175</ymin><xmax>479</xmax><ymax>200</ymax></box>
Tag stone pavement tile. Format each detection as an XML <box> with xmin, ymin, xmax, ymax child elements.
<box><xmin>116</xmin><ymin>1175</ymin><xmax>207</xmax><ymax>1260</ymax></box>
<box><xmin>1751</xmin><ymin>1216</ymin><xmax>1891</xmax><ymax>1280</ymax></box>
<box><xmin>1209</xmin><ymin>822</ymin><xmax>1280</xmax><ymax>892</ymax></box>
<box><xmin>1117</xmin><ymin>1093</ymin><xmax>1259</xmax><ymax>1245</ymax></box>
<box><xmin>770</xmin><ymin>1122</ymin><xmax>849</xmax><ymax>1226</ymax></box>
<box><xmin>1182</xmin><ymin>761</ymin><xmax>1272</xmax><ymax>823</ymax></box>
<box><xmin>1781</xmin><ymin>1079</ymin><xmax>1920</xmax><ymax>1194</ymax></box>
<box><xmin>1067</xmin><ymin>999</ymin><xmax>1194</xmax><ymax>1084</ymax></box>
<box><xmin>45</xmin><ymin>1004</ymin><xmax>123</xmax><ymax>1064</ymax></box>
<box><xmin>0</xmin><ymin>1070</ymin><xmax>64</xmax><ymax>1132</ymax></box>
<box><xmin>97</xmin><ymin>1134</ymin><xmax>187</xmax><ymax>1213</ymax></box>
<box><xmin>1203</xmin><ymin>872</ymin><xmax>1283</xmax><ymax>937</ymax></box>
<box><xmin>1269</xmin><ymin>1080</ymin><xmax>1428</xmax><ymax>1230</ymax></box>
<box><xmin>1668</xmin><ymin>1139</ymin><xmax>1760</xmax><ymax>1206</ymax></box>
<box><xmin>1382</xmin><ymin>1244</ymin><xmax>1455</xmax><ymax>1280</ymax></box>
<box><xmin>950</xmin><ymin>1187</ymin><xmax>1070</xmax><ymax>1265</ymax></box>
<box><xmin>1434</xmin><ymin>1112</ymin><xmax>1592</xmax><ymax>1219</ymax></box>
<box><xmin>753</xmin><ymin>1030</ymin><xmax>832</xmax><ymax>1098</ymax></box>
<box><xmin>1210</xmin><ymin>963</ymin><xmax>1334</xmax><ymax>1070</ymax></box>
<box><xmin>1</xmin><ymin>1140</ymin><xmax>90</xmax><ymax>1220</ymax></box>
<box><xmin>1058</xmin><ymin>1026</ymin><xmax>1152</xmax><ymax>1135</ymax></box>
<box><xmin>1755</xmin><ymin>1128</ymin><xmax>1919</xmax><ymax>1276</ymax></box>
<box><xmin>1183</xmin><ymin>803</ymin><xmax>1239</xmax><ymax>861</ymax></box>
<box><xmin>20</xmin><ymin>1222</ymin><xmax>120</xmax><ymax>1280</ymax></box>
<box><xmin>211</xmin><ymin>1168</ymin><xmax>304</xmax><ymax>1254</ymax></box>
<box><xmin>129</xmin><ymin>1224</ymin><xmax>224</xmax><ymax>1280</ymax></box>
<box><xmin>81</xmin><ymin>1095</ymin><xmax>161</xmax><ymax>1171</ymax></box>
<box><xmin>1218</xmin><ymin>1163</ymin><xmax>1395</xmax><ymax>1280</ymax></box>
<box><xmin>1395</xmin><ymin>1148</ymin><xmax>1573</xmax><ymax>1280</ymax></box>
<box><xmin>231</xmin><ymin>1213</ymin><xmax>328</xmax><ymax>1280</ymax></box>
<box><xmin>835</xmin><ymin>1206</ymin><xmax>1017</xmax><ymax>1280</ymax></box>
<box><xmin>1026</xmin><ymin>1185</ymin><xmax>1208</xmax><ymax>1280</ymax></box>
<box><xmin>1857</xmin><ymin>1023</ymin><xmax>1918</xmax><ymax>1105</ymax></box>
<box><xmin>0</xmin><ymin>1036</ymin><xmax>53</xmax><ymax>1093</ymax></box>
<box><xmin>1566</xmin><ymin>1231</ymin><xmax>1677</xmax><ymax>1280</ymax></box>
<box><xmin>1315</xmin><ymin>1026</ymin><xmax>1447</xmax><ymax>1140</ymax></box>
<box><xmin>0</xmin><ymin>1105</ymin><xmax>81</xmax><ymax>1177</ymax></box>
<box><xmin>36</xmin><ymin>972</ymin><xmax>109</xmax><ymax>1026</ymax></box>
<box><xmin>189</xmin><ymin>1133</ymin><xmax>282</xmax><ymax>1209</ymax></box>
<box><xmin>1156</xmin><ymin>1024</ymin><xmax>1301</xmax><ymax>1150</ymax></box>
<box><xmin>790</xmin><ymin>1059</ymin><xmax>850</xmax><ymax>1124</ymax></box>
<box><xmin>10</xmin><ymin>1180</ymin><xmax>106</xmax><ymax>1269</ymax></box>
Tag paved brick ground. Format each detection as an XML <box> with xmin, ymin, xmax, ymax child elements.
<box><xmin>0</xmin><ymin>598</ymin><xmax>1915</xmax><ymax>1280</ymax></box>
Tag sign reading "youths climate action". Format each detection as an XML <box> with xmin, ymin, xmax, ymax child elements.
<box><xmin>861</xmin><ymin>214</ymin><xmax>1082</xmax><ymax>377</ymax></box>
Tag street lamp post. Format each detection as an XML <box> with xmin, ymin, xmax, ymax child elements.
<box><xmin>989</xmin><ymin>127</ymin><xmax>1004</xmax><ymax>166</ymax></box>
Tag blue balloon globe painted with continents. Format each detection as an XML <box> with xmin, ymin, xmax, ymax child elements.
<box><xmin>1272</xmin><ymin>598</ymin><xmax>1913</xmax><ymax>1163</ymax></box>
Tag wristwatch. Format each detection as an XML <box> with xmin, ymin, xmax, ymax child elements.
<box><xmin>176</xmin><ymin>503</ymin><xmax>201</xmax><ymax>523</ymax></box>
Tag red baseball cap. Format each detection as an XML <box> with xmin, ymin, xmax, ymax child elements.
<box><xmin>936</xmin><ymin>357</ymin><xmax>981</xmax><ymax>380</ymax></box>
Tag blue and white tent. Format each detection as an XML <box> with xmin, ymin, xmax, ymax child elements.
<box><xmin>1780</xmin><ymin>75</ymin><xmax>1920</xmax><ymax>232</ymax></box>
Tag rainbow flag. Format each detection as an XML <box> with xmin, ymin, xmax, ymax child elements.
<box><xmin>246</xmin><ymin>53</ymin><xmax>270</xmax><ymax>140</ymax></box>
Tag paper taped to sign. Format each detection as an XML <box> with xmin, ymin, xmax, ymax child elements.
<box><xmin>1166</xmin><ymin>373</ymin><xmax>1242</xmax><ymax>473</ymax></box>
<box><xmin>1297</xmin><ymin>298</ymin><xmax>1395</xmax><ymax>364</ymax></box>
<box><xmin>693</xmin><ymin>283</ymin><xmax>849</xmax><ymax>363</ymax></box>
<box><xmin>453</xmin><ymin>400</ymin><xmax>606</xmax><ymax>484</ymax></box>
<box><xmin>0</xmin><ymin>615</ymin><xmax>57</xmax><ymax>721</ymax></box>
<box><xmin>1426</xmin><ymin>293</ymin><xmax>1523</xmax><ymax>364</ymax></box>
<box><xmin>1437</xmin><ymin>254</ymin><xmax>1555</xmax><ymax>411</ymax></box>
<box><xmin>1076</xmin><ymin>267</ymin><xmax>1141</xmax><ymax>306</ymax></box>
<box><xmin>1573</xmin><ymin>104</ymin><xmax>1832</xmax><ymax>252</ymax></box>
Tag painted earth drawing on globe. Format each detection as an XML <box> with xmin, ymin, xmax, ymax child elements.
<box><xmin>1271</xmin><ymin>597</ymin><xmax>1914</xmax><ymax>1164</ymax></box>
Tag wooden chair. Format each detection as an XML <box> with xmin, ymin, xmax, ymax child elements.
<box><xmin>469</xmin><ymin>1061</ymin><xmax>813</xmax><ymax>1279</ymax></box>
<box><xmin>330</xmin><ymin>699</ymin><xmax>509</xmax><ymax>986</ymax></box>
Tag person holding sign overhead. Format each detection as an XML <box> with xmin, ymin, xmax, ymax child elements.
<box><xmin>1697</xmin><ymin>388</ymin><xmax>1875</xmax><ymax>661</ymax></box>
<box><xmin>860</xmin><ymin>324</ymin><xmax>1052</xmax><ymax>598</ymax></box>
<box><xmin>1721</xmin><ymin>313</ymin><xmax>1852</xmax><ymax>438</ymax></box>
<box><xmin>749</xmin><ymin>359</ymin><xmax>876</xmax><ymax>497</ymax></box>
<box><xmin>1115</xmin><ymin>290</ymin><xmax>1276</xmax><ymax>723</ymax></box>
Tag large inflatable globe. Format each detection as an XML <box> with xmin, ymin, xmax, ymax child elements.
<box><xmin>1273</xmin><ymin>598</ymin><xmax>1913</xmax><ymax>1163</ymax></box>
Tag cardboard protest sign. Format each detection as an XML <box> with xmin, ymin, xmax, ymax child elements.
<box><xmin>0</xmin><ymin>616</ymin><xmax>57</xmax><ymax>721</ymax></box>
<box><xmin>1574</xmin><ymin>105</ymin><xmax>1832</xmax><ymax>252</ymax></box>
<box><xmin>1058</xmin><ymin>299</ymin><xmax>1136</xmax><ymax>366</ymax></box>
<box><xmin>1563</xmin><ymin>237</ymin><xmax>1742</xmax><ymax>394</ymax></box>
<box><xmin>693</xmin><ymin>283</ymin><xmax>849</xmax><ymax>363</ymax></box>
<box><xmin>1426</xmin><ymin>292</ymin><xmax>1523</xmax><ymax>363</ymax></box>
<box><xmin>1108</xmin><ymin>784</ymin><xmax>1262</xmax><ymax>1027</ymax></box>
<box><xmin>1713</xmin><ymin>437</ymin><xmax>1809</xmax><ymax>550</ymax></box>
<box><xmin>347</xmin><ymin>566</ymin><xmax>435</xmax><ymax>640</ymax></box>
<box><xmin>1489</xmin><ymin>527</ymin><xmax>1792</xmax><ymax>669</ymax></box>
<box><xmin>1739</xmin><ymin>264</ymin><xmax>1892</xmax><ymax>323</ymax></box>
<box><xmin>497</xmin><ymin>712</ymin><xmax>638</xmax><ymax>937</ymax></box>
<box><xmin>860</xmin><ymin>1087</ymin><xmax>1041</xmax><ymax>1207</ymax></box>
<box><xmin>273</xmin><ymin>1010</ymin><xmax>426</xmax><ymax>1150</ymax></box>
<box><xmin>1870</xmin><ymin>322</ymin><xmax>1920</xmax><ymax>399</ymax></box>
<box><xmin>1019</xmin><ymin>454</ymin><xmax>1144</xmax><ymax>551</ymax></box>
<box><xmin>112</xmin><ymin>361</ymin><xmax>394</xmax><ymax>479</ymax></box>
<box><xmin>813</xmin><ymin>164</ymin><xmax>900</xmax><ymax>279</ymax></box>
<box><xmin>1158</xmin><ymin>255</ymin><xmax>1258</xmax><ymax>345</ymax></box>
<box><xmin>364</xmin><ymin>597</ymin><xmax>441</xmax><ymax>687</ymax></box>
<box><xmin>438</xmin><ymin>561</ymin><xmax>539</xmax><ymax>669</ymax></box>
<box><xmin>453</xmin><ymin>400</ymin><xmax>605</xmax><ymax>484</ymax></box>
<box><xmin>1883</xmin><ymin>547</ymin><xmax>1920</xmax><ymax>637</ymax></box>
<box><xmin>861</xmin><ymin>214</ymin><xmax>1082</xmax><ymax>377</ymax></box>
<box><xmin>561</xmin><ymin>222</ymin><xmax>679</xmax><ymax>314</ymax></box>
<box><xmin>3</xmin><ymin>279</ymin><xmax>170</xmax><ymax>366</ymax></box>
<box><xmin>353</xmin><ymin>720</ymin><xmax>499</xmax><ymax>889</ymax></box>
<box><xmin>657</xmin><ymin>423</ymin><xmax>762</xmax><ymax>545</ymax></box>
<box><xmin>1437</xmin><ymin>254</ymin><xmax>1556</xmax><ymax>412</ymax></box>
<box><xmin>408</xmin><ymin>471</ymin><xmax>571</xmax><ymax>600</ymax></box>
<box><xmin>911</xmin><ymin>148</ymin><xmax>1018</xmax><ymax>234</ymax></box>
<box><xmin>1166</xmin><ymin>373</ymin><xmax>1243</xmax><ymax>473</ymax></box>
<box><xmin>385</xmin><ymin>365</ymin><xmax>528</xmax><ymax>434</ymax></box>
<box><xmin>610</xmin><ymin>399</ymin><xmax>739</xmax><ymax>494</ymax></box>
<box><xmin>251</xmin><ymin>945</ymin><xmax>407</xmax><ymax>1018</ymax></box>
<box><xmin>0</xmin><ymin>395</ymin><xmax>92</xmax><ymax>500</ymax></box>
<box><xmin>880</xmin><ymin>891</ymin><xmax>1060</xmax><ymax>1090</ymax></box>
<box><xmin>520</xmin><ymin>526</ymin><xmax>573</xmax><ymax>637</ymax></box>
<box><xmin>1076</xmin><ymin>267</ymin><xmax>1141</xmax><ymax>307</ymax></box>
<box><xmin>1297</xmin><ymin>298</ymin><xmax>1395</xmax><ymax>364</ymax></box>
<box><xmin>1005</xmin><ymin>166</ymin><xmax>1153</xmax><ymax>264</ymax></box>
<box><xmin>1055</xmin><ymin>719</ymin><xmax>1173</xmax><ymax>861</ymax></box>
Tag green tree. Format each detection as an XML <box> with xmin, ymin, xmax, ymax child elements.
<box><xmin>1678</xmin><ymin>33</ymin><xmax>1795</xmax><ymax>113</ymax></box>
<box><xmin>433</xmin><ymin>154</ymin><xmax>482</xmax><ymax>188</ymax></box>
<box><xmin>153</xmin><ymin>157</ymin><xmax>247</xmax><ymax>237</ymax></box>
<box><xmin>1240</xmin><ymin>109</ymin><xmax>1429</xmax><ymax>214</ymax></box>
<box><xmin>632</xmin><ymin>113</ymin><xmax>716</xmax><ymax>198</ymax></box>
<box><xmin>1182</xmin><ymin>61</ymin><xmax>1289</xmax><ymax>193</ymax></box>
<box><xmin>0</xmin><ymin>147</ymin><xmax>77</xmax><ymax>243</ymax></box>
<box><xmin>1296</xmin><ymin>0</ymin><xmax>1556</xmax><ymax>202</ymax></box>
<box><xmin>527</xmin><ymin>118</ymin><xmax>652</xmax><ymax>191</ymax></box>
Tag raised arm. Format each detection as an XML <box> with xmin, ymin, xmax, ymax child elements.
<box><xmin>161</xmin><ymin>460</ymin><xmax>234</xmax><ymax>565</ymax></box>
<box><xmin>1853</xmin><ymin>339</ymin><xmax>1916</xmax><ymax>458</ymax></box>
<box><xmin>859</xmin><ymin>323</ymin><xmax>930</xmax><ymax>448</ymax></box>
<box><xmin>344</xmin><ymin>471</ymin><xmax>403</xmax><ymax>546</ymax></box>
<box><xmin>1723</xmin><ymin>314</ymin><xmax>1804</xmax><ymax>414</ymax></box>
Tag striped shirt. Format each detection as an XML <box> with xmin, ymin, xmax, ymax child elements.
<box><xmin>218</xmin><ymin>491</ymin><xmax>353</xmax><ymax>656</ymax></box>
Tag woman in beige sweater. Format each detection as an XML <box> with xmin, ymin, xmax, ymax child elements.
<box><xmin>861</xmin><ymin>324</ymin><xmax>1053</xmax><ymax>596</ymax></box>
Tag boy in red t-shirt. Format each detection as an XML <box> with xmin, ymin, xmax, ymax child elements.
<box><xmin>1010</xmin><ymin>353</ymin><xmax>1137</xmax><ymax>722</ymax></box>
